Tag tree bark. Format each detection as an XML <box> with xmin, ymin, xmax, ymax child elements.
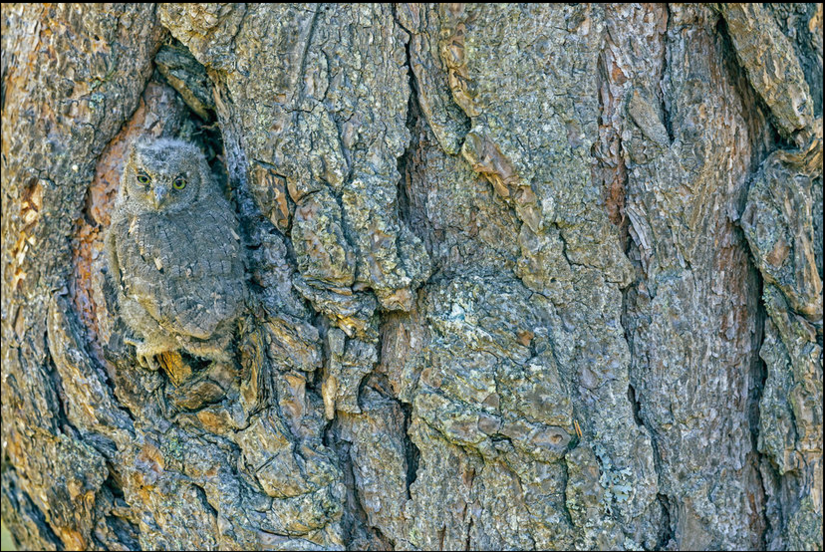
<box><xmin>1</xmin><ymin>4</ymin><xmax>821</xmax><ymax>551</ymax></box>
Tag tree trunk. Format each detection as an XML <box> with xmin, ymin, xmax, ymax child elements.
<box><xmin>1</xmin><ymin>4</ymin><xmax>821</xmax><ymax>551</ymax></box>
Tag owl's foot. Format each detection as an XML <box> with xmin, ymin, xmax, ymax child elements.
<box><xmin>176</xmin><ymin>335</ymin><xmax>232</xmax><ymax>364</ymax></box>
<box><xmin>124</xmin><ymin>335</ymin><xmax>160</xmax><ymax>371</ymax></box>
<box><xmin>139</xmin><ymin>353</ymin><xmax>160</xmax><ymax>371</ymax></box>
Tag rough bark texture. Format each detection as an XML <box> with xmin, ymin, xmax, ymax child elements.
<box><xmin>1</xmin><ymin>4</ymin><xmax>822</xmax><ymax>551</ymax></box>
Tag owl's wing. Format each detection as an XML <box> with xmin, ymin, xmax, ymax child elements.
<box><xmin>106</xmin><ymin>216</ymin><xmax>127</xmax><ymax>291</ymax></box>
<box><xmin>118</xmin><ymin>206</ymin><xmax>245</xmax><ymax>340</ymax></box>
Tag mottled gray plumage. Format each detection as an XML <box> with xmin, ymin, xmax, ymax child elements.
<box><xmin>106</xmin><ymin>138</ymin><xmax>245</xmax><ymax>368</ymax></box>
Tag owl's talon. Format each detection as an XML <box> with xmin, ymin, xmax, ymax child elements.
<box><xmin>124</xmin><ymin>335</ymin><xmax>159</xmax><ymax>371</ymax></box>
<box><xmin>139</xmin><ymin>353</ymin><xmax>160</xmax><ymax>371</ymax></box>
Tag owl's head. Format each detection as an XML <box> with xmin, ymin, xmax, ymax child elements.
<box><xmin>122</xmin><ymin>138</ymin><xmax>213</xmax><ymax>213</ymax></box>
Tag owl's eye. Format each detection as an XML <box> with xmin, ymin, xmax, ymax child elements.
<box><xmin>136</xmin><ymin>172</ymin><xmax>151</xmax><ymax>185</ymax></box>
<box><xmin>173</xmin><ymin>176</ymin><xmax>187</xmax><ymax>190</ymax></box>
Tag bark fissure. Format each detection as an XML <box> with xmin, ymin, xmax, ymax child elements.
<box><xmin>655</xmin><ymin>493</ymin><xmax>674</xmax><ymax>550</ymax></box>
<box><xmin>1</xmin><ymin>466</ymin><xmax>65</xmax><ymax>552</ymax></box>
<box><xmin>401</xmin><ymin>402</ymin><xmax>420</xmax><ymax>499</ymax></box>
<box><xmin>2</xmin><ymin>4</ymin><xmax>821</xmax><ymax>550</ymax></box>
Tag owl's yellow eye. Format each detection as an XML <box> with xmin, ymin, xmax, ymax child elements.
<box><xmin>137</xmin><ymin>172</ymin><xmax>151</xmax><ymax>185</ymax></box>
<box><xmin>173</xmin><ymin>176</ymin><xmax>187</xmax><ymax>190</ymax></box>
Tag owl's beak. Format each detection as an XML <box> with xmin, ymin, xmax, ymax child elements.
<box><xmin>153</xmin><ymin>185</ymin><xmax>169</xmax><ymax>208</ymax></box>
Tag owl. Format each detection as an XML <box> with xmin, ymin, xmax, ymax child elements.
<box><xmin>106</xmin><ymin>138</ymin><xmax>246</xmax><ymax>370</ymax></box>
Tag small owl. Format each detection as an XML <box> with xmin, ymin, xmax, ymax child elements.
<box><xmin>106</xmin><ymin>138</ymin><xmax>245</xmax><ymax>369</ymax></box>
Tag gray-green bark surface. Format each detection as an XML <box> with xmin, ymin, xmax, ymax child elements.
<box><xmin>1</xmin><ymin>4</ymin><xmax>822</xmax><ymax>551</ymax></box>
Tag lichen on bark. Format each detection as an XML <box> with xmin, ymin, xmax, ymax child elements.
<box><xmin>1</xmin><ymin>3</ymin><xmax>822</xmax><ymax>551</ymax></box>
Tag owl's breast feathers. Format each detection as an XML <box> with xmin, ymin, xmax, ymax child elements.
<box><xmin>116</xmin><ymin>204</ymin><xmax>245</xmax><ymax>339</ymax></box>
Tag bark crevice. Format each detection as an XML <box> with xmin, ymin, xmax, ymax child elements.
<box><xmin>2</xmin><ymin>4</ymin><xmax>821</xmax><ymax>550</ymax></box>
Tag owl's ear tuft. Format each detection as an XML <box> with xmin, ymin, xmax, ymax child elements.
<box><xmin>127</xmin><ymin>137</ymin><xmax>153</xmax><ymax>166</ymax></box>
<box><xmin>126</xmin><ymin>141</ymin><xmax>138</xmax><ymax>165</ymax></box>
